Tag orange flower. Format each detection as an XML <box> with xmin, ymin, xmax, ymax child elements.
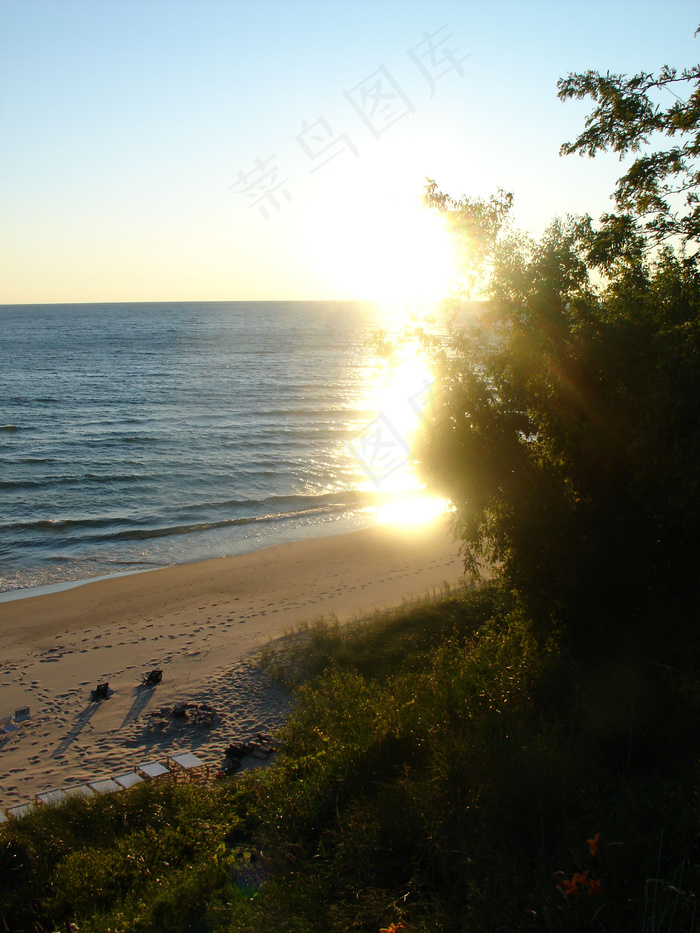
<box><xmin>558</xmin><ymin>877</ymin><xmax>582</xmax><ymax>897</ymax></box>
<box><xmin>587</xmin><ymin>832</ymin><xmax>600</xmax><ymax>857</ymax></box>
<box><xmin>555</xmin><ymin>858</ymin><xmax>603</xmax><ymax>899</ymax></box>
<box><xmin>587</xmin><ymin>877</ymin><xmax>603</xmax><ymax>895</ymax></box>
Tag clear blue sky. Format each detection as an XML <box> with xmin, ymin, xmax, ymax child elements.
<box><xmin>1</xmin><ymin>0</ymin><xmax>698</xmax><ymax>303</ymax></box>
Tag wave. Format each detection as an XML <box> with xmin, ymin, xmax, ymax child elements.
<box><xmin>0</xmin><ymin>489</ymin><xmax>374</xmax><ymax>547</ymax></box>
<box><xmin>0</xmin><ymin>472</ymin><xmax>148</xmax><ymax>491</ymax></box>
<box><xmin>0</xmin><ymin>300</ymin><xmax>421</xmax><ymax>590</ymax></box>
<box><xmin>256</xmin><ymin>407</ymin><xmax>374</xmax><ymax>419</ymax></box>
<box><xmin>106</xmin><ymin>505</ymin><xmax>358</xmax><ymax>542</ymax></box>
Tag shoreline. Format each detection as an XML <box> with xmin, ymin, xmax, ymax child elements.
<box><xmin>0</xmin><ymin>517</ymin><xmax>466</xmax><ymax>808</ymax></box>
<box><xmin>0</xmin><ymin>567</ymin><xmax>156</xmax><ymax>604</ymax></box>
<box><xmin>0</xmin><ymin>505</ymin><xmax>378</xmax><ymax>602</ymax></box>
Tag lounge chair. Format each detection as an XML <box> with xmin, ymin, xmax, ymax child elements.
<box><xmin>91</xmin><ymin>683</ymin><xmax>110</xmax><ymax>700</ymax></box>
<box><xmin>6</xmin><ymin>802</ymin><xmax>35</xmax><ymax>820</ymax></box>
<box><xmin>89</xmin><ymin>778</ymin><xmax>122</xmax><ymax>794</ymax></box>
<box><xmin>36</xmin><ymin>788</ymin><xmax>68</xmax><ymax>807</ymax></box>
<box><xmin>141</xmin><ymin>669</ymin><xmax>163</xmax><ymax>686</ymax></box>
<box><xmin>112</xmin><ymin>770</ymin><xmax>145</xmax><ymax>790</ymax></box>
<box><xmin>166</xmin><ymin>751</ymin><xmax>209</xmax><ymax>783</ymax></box>
<box><xmin>62</xmin><ymin>784</ymin><xmax>95</xmax><ymax>799</ymax></box>
<box><xmin>136</xmin><ymin>760</ymin><xmax>173</xmax><ymax>782</ymax></box>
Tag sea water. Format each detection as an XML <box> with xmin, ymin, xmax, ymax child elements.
<box><xmin>0</xmin><ymin>301</ymin><xmax>438</xmax><ymax>596</ymax></box>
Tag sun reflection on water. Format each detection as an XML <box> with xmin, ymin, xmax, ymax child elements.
<box><xmin>349</xmin><ymin>318</ymin><xmax>452</xmax><ymax>529</ymax></box>
<box><xmin>369</xmin><ymin>492</ymin><xmax>451</xmax><ymax>528</ymax></box>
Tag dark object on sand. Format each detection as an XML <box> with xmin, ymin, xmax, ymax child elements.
<box><xmin>91</xmin><ymin>683</ymin><xmax>110</xmax><ymax>700</ymax></box>
<box><xmin>225</xmin><ymin>733</ymin><xmax>278</xmax><ymax>760</ymax></box>
<box><xmin>141</xmin><ymin>669</ymin><xmax>163</xmax><ymax>686</ymax></box>
<box><xmin>216</xmin><ymin>759</ymin><xmax>241</xmax><ymax>779</ymax></box>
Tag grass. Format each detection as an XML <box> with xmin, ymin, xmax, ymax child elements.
<box><xmin>2</xmin><ymin>581</ymin><xmax>699</xmax><ymax>931</ymax></box>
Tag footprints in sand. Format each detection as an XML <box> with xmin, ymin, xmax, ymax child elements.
<box><xmin>39</xmin><ymin>646</ymin><xmax>71</xmax><ymax>663</ymax></box>
<box><xmin>1</xmin><ymin>648</ymin><xmax>294</xmax><ymax>810</ymax></box>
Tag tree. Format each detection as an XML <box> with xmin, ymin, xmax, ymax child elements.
<box><xmin>419</xmin><ymin>202</ymin><xmax>700</xmax><ymax>656</ymax></box>
<box><xmin>557</xmin><ymin>47</ymin><xmax>700</xmax><ymax>256</ymax></box>
<box><xmin>418</xmin><ymin>41</ymin><xmax>700</xmax><ymax>657</ymax></box>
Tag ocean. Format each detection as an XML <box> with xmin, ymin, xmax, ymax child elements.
<box><xmin>0</xmin><ymin>301</ymin><xmax>442</xmax><ymax>598</ymax></box>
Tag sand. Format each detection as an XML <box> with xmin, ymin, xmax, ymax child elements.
<box><xmin>0</xmin><ymin>518</ymin><xmax>465</xmax><ymax>809</ymax></box>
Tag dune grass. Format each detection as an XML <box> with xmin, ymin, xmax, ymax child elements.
<box><xmin>2</xmin><ymin>582</ymin><xmax>699</xmax><ymax>931</ymax></box>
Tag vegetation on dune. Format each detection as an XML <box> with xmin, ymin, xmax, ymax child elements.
<box><xmin>2</xmin><ymin>32</ymin><xmax>700</xmax><ymax>933</ymax></box>
<box><xmin>2</xmin><ymin>586</ymin><xmax>700</xmax><ymax>931</ymax></box>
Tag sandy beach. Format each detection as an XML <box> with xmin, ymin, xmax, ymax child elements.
<box><xmin>0</xmin><ymin>518</ymin><xmax>464</xmax><ymax>809</ymax></box>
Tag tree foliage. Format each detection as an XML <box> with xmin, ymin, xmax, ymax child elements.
<box><xmin>558</xmin><ymin>49</ymin><xmax>700</xmax><ymax>255</ymax></box>
<box><xmin>419</xmin><ymin>38</ymin><xmax>700</xmax><ymax>656</ymax></box>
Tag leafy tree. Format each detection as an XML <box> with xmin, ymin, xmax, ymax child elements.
<box><xmin>418</xmin><ymin>38</ymin><xmax>700</xmax><ymax>658</ymax></box>
<box><xmin>557</xmin><ymin>43</ymin><xmax>700</xmax><ymax>256</ymax></box>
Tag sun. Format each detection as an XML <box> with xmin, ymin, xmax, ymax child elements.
<box><xmin>303</xmin><ymin>185</ymin><xmax>454</xmax><ymax>304</ymax></box>
<box><xmin>365</xmin><ymin>197</ymin><xmax>453</xmax><ymax>303</ymax></box>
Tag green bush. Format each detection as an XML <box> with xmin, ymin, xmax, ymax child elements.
<box><xmin>2</xmin><ymin>585</ymin><xmax>698</xmax><ymax>932</ymax></box>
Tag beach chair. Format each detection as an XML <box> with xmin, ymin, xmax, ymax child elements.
<box><xmin>0</xmin><ymin>706</ymin><xmax>31</xmax><ymax>735</ymax></box>
<box><xmin>0</xmin><ymin>707</ymin><xmax>30</xmax><ymax>733</ymax></box>
<box><xmin>89</xmin><ymin>778</ymin><xmax>122</xmax><ymax>795</ymax></box>
<box><xmin>112</xmin><ymin>770</ymin><xmax>145</xmax><ymax>790</ymax></box>
<box><xmin>6</xmin><ymin>802</ymin><xmax>35</xmax><ymax>820</ymax></box>
<box><xmin>135</xmin><ymin>760</ymin><xmax>173</xmax><ymax>782</ymax></box>
<box><xmin>36</xmin><ymin>788</ymin><xmax>68</xmax><ymax>807</ymax></box>
<box><xmin>141</xmin><ymin>669</ymin><xmax>163</xmax><ymax>686</ymax></box>
<box><xmin>62</xmin><ymin>784</ymin><xmax>95</xmax><ymax>799</ymax></box>
<box><xmin>166</xmin><ymin>751</ymin><xmax>209</xmax><ymax>783</ymax></box>
<box><xmin>91</xmin><ymin>683</ymin><xmax>110</xmax><ymax>700</ymax></box>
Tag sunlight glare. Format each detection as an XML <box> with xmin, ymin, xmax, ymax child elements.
<box><xmin>369</xmin><ymin>493</ymin><xmax>451</xmax><ymax>528</ymax></box>
<box><xmin>350</xmin><ymin>334</ymin><xmax>451</xmax><ymax>527</ymax></box>
<box><xmin>360</xmin><ymin>340</ymin><xmax>433</xmax><ymax>490</ymax></box>
<box><xmin>306</xmin><ymin>188</ymin><xmax>454</xmax><ymax>303</ymax></box>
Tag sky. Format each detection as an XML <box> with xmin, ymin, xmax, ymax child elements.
<box><xmin>1</xmin><ymin>0</ymin><xmax>699</xmax><ymax>304</ymax></box>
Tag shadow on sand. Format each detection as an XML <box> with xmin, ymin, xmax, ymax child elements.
<box><xmin>121</xmin><ymin>683</ymin><xmax>158</xmax><ymax>729</ymax></box>
<box><xmin>52</xmin><ymin>702</ymin><xmax>102</xmax><ymax>759</ymax></box>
